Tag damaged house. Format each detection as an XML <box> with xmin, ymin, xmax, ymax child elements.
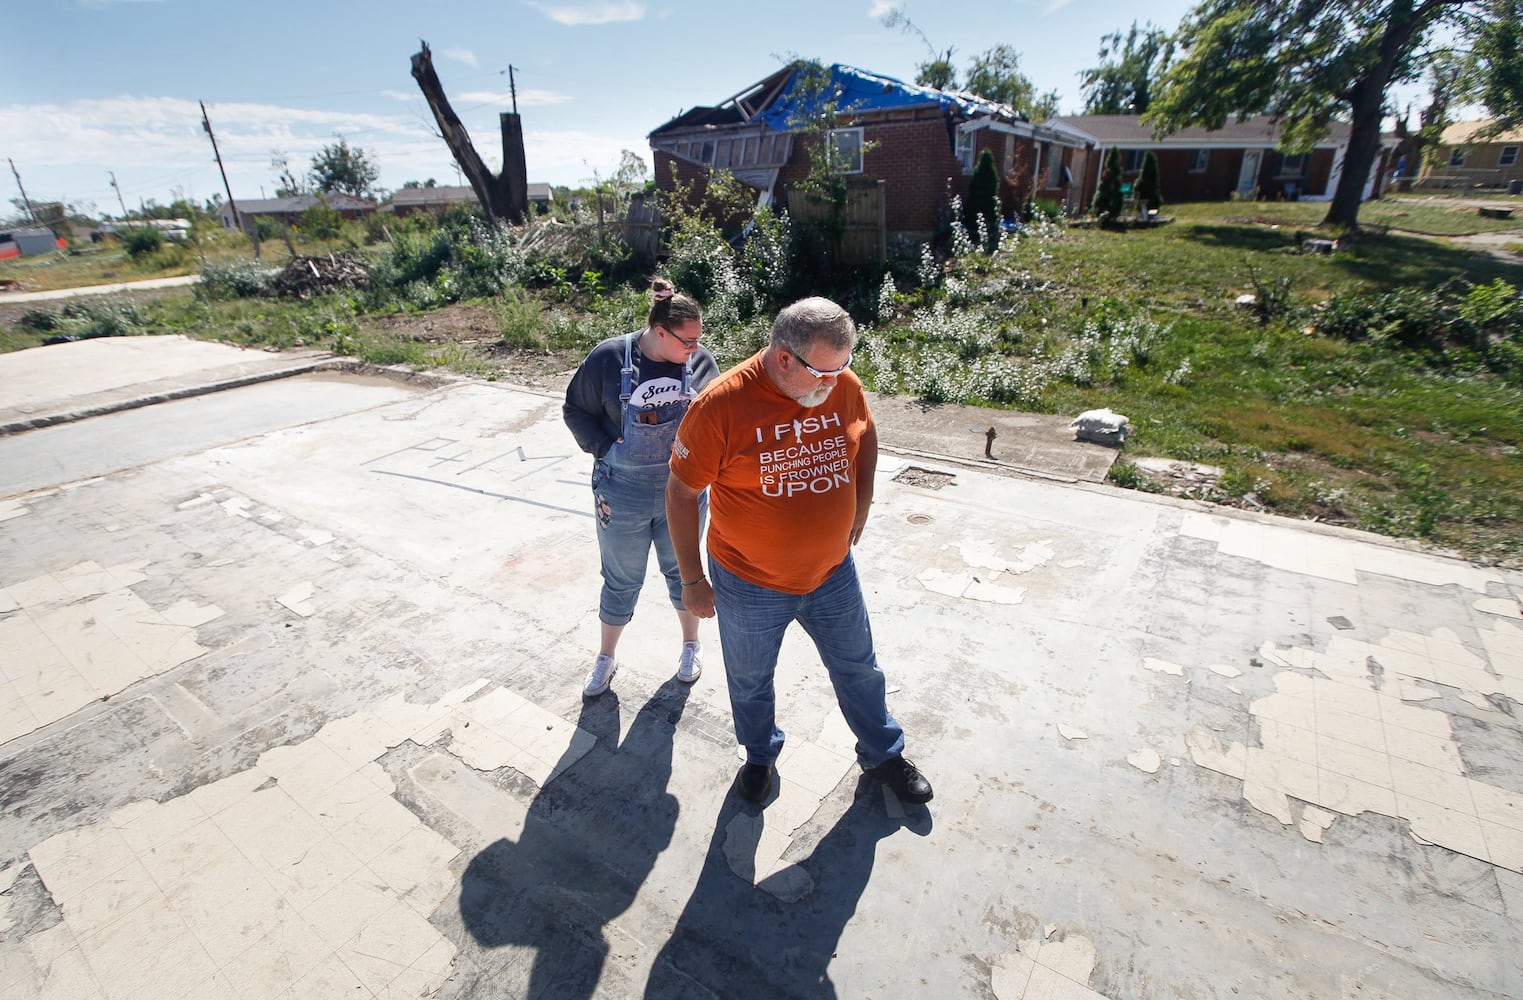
<box><xmin>647</xmin><ymin>62</ymin><xmax>1094</xmax><ymax>253</ymax></box>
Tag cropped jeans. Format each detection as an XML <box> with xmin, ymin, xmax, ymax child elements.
<box><xmin>708</xmin><ymin>554</ymin><xmax>906</xmax><ymax>769</ymax></box>
<box><xmin>593</xmin><ymin>459</ymin><xmax>678</xmax><ymax>626</ymax></box>
<box><xmin>592</xmin><ymin>458</ymin><xmax>703</xmax><ymax>626</ymax></box>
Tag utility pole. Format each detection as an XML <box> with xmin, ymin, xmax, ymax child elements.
<box><xmin>8</xmin><ymin>158</ymin><xmax>37</xmax><ymax>222</ymax></box>
<box><xmin>507</xmin><ymin>65</ymin><xmax>519</xmax><ymax>115</ymax></box>
<box><xmin>108</xmin><ymin>171</ymin><xmax>129</xmax><ymax>220</ymax></box>
<box><xmin>199</xmin><ymin>101</ymin><xmax>241</xmax><ymax>232</ymax></box>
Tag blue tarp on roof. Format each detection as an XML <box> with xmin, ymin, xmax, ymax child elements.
<box><xmin>755</xmin><ymin>64</ymin><xmax>1019</xmax><ymax>131</ymax></box>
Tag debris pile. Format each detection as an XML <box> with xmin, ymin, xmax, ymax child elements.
<box><xmin>269</xmin><ymin>251</ymin><xmax>370</xmax><ymax>299</ymax></box>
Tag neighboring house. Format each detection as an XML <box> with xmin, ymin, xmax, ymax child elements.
<box><xmin>648</xmin><ymin>63</ymin><xmax>1094</xmax><ymax>242</ymax></box>
<box><xmin>380</xmin><ymin>182</ymin><xmax>553</xmax><ymax>218</ymax></box>
<box><xmin>95</xmin><ymin>219</ymin><xmax>191</xmax><ymax>242</ymax></box>
<box><xmin>0</xmin><ymin>227</ymin><xmax>64</xmax><ymax>259</ymax></box>
<box><xmin>220</xmin><ymin>194</ymin><xmax>377</xmax><ymax>235</ymax></box>
<box><xmin>526</xmin><ymin>182</ymin><xmax>554</xmax><ymax>212</ymax></box>
<box><xmin>1051</xmin><ymin>115</ymin><xmax>1398</xmax><ymax>208</ymax></box>
<box><xmin>382</xmin><ymin>185</ymin><xmax>480</xmax><ymax>217</ymax></box>
<box><xmin>1417</xmin><ymin>121</ymin><xmax>1523</xmax><ymax>191</ymax></box>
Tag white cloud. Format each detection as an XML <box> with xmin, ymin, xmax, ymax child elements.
<box><xmin>0</xmin><ymin>94</ymin><xmax>648</xmax><ymax>203</ymax></box>
<box><xmin>1042</xmin><ymin>0</ymin><xmax>1075</xmax><ymax>11</ymax></box>
<box><xmin>526</xmin><ymin>1</ymin><xmax>646</xmax><ymax>26</ymax></box>
<box><xmin>867</xmin><ymin>0</ymin><xmax>898</xmax><ymax>17</ymax></box>
<box><xmin>443</xmin><ymin>48</ymin><xmax>479</xmax><ymax>67</ymax></box>
<box><xmin>458</xmin><ymin>89</ymin><xmax>573</xmax><ymax>107</ymax></box>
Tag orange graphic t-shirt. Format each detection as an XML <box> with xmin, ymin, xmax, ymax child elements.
<box><xmin>669</xmin><ymin>351</ymin><xmax>871</xmax><ymax>594</ymax></box>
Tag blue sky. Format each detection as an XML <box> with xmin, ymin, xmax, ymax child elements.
<box><xmin>5</xmin><ymin>0</ymin><xmax>1208</xmax><ymax>217</ymax></box>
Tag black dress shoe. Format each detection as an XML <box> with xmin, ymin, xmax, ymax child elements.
<box><xmin>866</xmin><ymin>755</ymin><xmax>933</xmax><ymax>804</ymax></box>
<box><xmin>738</xmin><ymin>762</ymin><xmax>773</xmax><ymax>802</ymax></box>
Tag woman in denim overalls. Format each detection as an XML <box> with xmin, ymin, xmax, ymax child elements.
<box><xmin>562</xmin><ymin>280</ymin><xmax>720</xmax><ymax>697</ymax></box>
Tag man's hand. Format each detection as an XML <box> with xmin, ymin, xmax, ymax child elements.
<box><xmin>850</xmin><ymin>504</ymin><xmax>870</xmax><ymax>545</ymax></box>
<box><xmin>682</xmin><ymin>579</ymin><xmax>716</xmax><ymax>618</ymax></box>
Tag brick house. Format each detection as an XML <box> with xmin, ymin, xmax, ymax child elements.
<box><xmin>1051</xmin><ymin>114</ymin><xmax>1398</xmax><ymax>208</ymax></box>
<box><xmin>648</xmin><ymin>63</ymin><xmax>1094</xmax><ymax>243</ymax></box>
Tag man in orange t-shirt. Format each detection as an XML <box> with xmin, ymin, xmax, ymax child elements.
<box><xmin>666</xmin><ymin>297</ymin><xmax>933</xmax><ymax>806</ymax></box>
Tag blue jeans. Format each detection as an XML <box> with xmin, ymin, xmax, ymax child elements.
<box><xmin>593</xmin><ymin>459</ymin><xmax>685</xmax><ymax>627</ymax></box>
<box><xmin>708</xmin><ymin>554</ymin><xmax>906</xmax><ymax>769</ymax></box>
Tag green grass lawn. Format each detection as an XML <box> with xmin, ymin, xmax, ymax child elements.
<box><xmin>4</xmin><ymin>201</ymin><xmax>1521</xmax><ymax>565</ymax></box>
<box><xmin>882</xmin><ymin>206</ymin><xmax>1523</xmax><ymax>565</ymax></box>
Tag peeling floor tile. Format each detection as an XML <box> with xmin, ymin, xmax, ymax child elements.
<box><xmin>1474</xmin><ymin>598</ymin><xmax>1522</xmax><ymax>620</ymax></box>
<box><xmin>1142</xmin><ymin>657</ymin><xmax>1185</xmax><ymax>677</ymax></box>
<box><xmin>1209</xmin><ymin>663</ymin><xmax>1242</xmax><ymax>678</ymax></box>
<box><xmin>276</xmin><ymin>582</ymin><xmax>316</xmax><ymax>617</ymax></box>
<box><xmin>1057</xmin><ymin>724</ymin><xmax>1088</xmax><ymax>741</ymax></box>
<box><xmin>1126</xmin><ymin>747</ymin><xmax>1161</xmax><ymax>773</ymax></box>
<box><xmin>13</xmin><ymin>685</ymin><xmax>477</xmax><ymax>1000</ymax></box>
<box><xmin>1298</xmin><ymin>805</ymin><xmax>1338</xmax><ymax>843</ymax></box>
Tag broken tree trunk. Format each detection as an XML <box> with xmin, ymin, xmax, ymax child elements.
<box><xmin>410</xmin><ymin>41</ymin><xmax>527</xmax><ymax>225</ymax></box>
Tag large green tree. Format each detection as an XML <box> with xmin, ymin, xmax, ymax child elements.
<box><xmin>1079</xmin><ymin>22</ymin><xmax>1174</xmax><ymax>115</ymax></box>
<box><xmin>308</xmin><ymin>137</ymin><xmax>380</xmax><ymax>199</ymax></box>
<box><xmin>965</xmin><ymin>45</ymin><xmax>1061</xmax><ymax>120</ymax></box>
<box><xmin>1146</xmin><ymin>0</ymin><xmax>1523</xmax><ymax>230</ymax></box>
<box><xmin>879</xmin><ymin>6</ymin><xmax>958</xmax><ymax>90</ymax></box>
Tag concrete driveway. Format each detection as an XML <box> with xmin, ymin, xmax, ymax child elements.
<box><xmin>1</xmin><ymin>338</ymin><xmax>1520</xmax><ymax>999</ymax></box>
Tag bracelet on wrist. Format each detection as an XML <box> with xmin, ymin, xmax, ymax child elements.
<box><xmin>681</xmin><ymin>575</ymin><xmax>707</xmax><ymax>588</ymax></box>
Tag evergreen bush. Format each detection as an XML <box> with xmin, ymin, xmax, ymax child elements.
<box><xmin>967</xmin><ymin>150</ymin><xmax>1001</xmax><ymax>250</ymax></box>
<box><xmin>1092</xmin><ymin>147</ymin><xmax>1124</xmax><ymax>224</ymax></box>
<box><xmin>1136</xmin><ymin>151</ymin><xmax>1162</xmax><ymax>212</ymax></box>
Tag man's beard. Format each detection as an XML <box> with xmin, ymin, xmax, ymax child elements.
<box><xmin>795</xmin><ymin>383</ymin><xmax>833</xmax><ymax>407</ymax></box>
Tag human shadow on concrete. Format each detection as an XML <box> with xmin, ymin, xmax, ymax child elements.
<box><xmin>457</xmin><ymin>681</ymin><xmax>689</xmax><ymax>999</ymax></box>
<box><xmin>644</xmin><ymin>775</ymin><xmax>933</xmax><ymax>998</ymax></box>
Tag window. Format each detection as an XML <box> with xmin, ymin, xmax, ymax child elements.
<box><xmin>1501</xmin><ymin>145</ymin><xmax>1520</xmax><ymax>167</ymax></box>
<box><xmin>1047</xmin><ymin>148</ymin><xmax>1065</xmax><ymax>187</ymax></box>
<box><xmin>827</xmin><ymin>128</ymin><xmax>864</xmax><ymax>174</ymax></box>
<box><xmin>1449</xmin><ymin>148</ymin><xmax>1467</xmax><ymax>167</ymax></box>
<box><xmin>1124</xmin><ymin>149</ymin><xmax>1145</xmax><ymax>172</ymax></box>
<box><xmin>1190</xmin><ymin>149</ymin><xmax>1209</xmax><ymax>172</ymax></box>
<box><xmin>955</xmin><ymin>130</ymin><xmax>975</xmax><ymax>173</ymax></box>
<box><xmin>1279</xmin><ymin>153</ymin><xmax>1307</xmax><ymax>176</ymax></box>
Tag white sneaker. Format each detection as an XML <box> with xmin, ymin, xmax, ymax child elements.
<box><xmin>677</xmin><ymin>641</ymin><xmax>702</xmax><ymax>683</ymax></box>
<box><xmin>584</xmin><ymin>654</ymin><xmax>617</xmax><ymax>697</ymax></box>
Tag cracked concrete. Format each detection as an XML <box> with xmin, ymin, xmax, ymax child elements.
<box><xmin>2</xmin><ymin>337</ymin><xmax>1522</xmax><ymax>999</ymax></box>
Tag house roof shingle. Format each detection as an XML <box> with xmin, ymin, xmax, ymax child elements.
<box><xmin>1440</xmin><ymin>120</ymin><xmax>1523</xmax><ymax>146</ymax></box>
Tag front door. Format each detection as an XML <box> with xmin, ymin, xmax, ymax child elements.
<box><xmin>1237</xmin><ymin>151</ymin><xmax>1263</xmax><ymax>199</ymax></box>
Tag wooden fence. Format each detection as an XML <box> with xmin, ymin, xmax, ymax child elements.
<box><xmin>783</xmin><ymin>178</ymin><xmax>886</xmax><ymax>270</ymax></box>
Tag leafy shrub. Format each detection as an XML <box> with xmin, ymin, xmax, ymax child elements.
<box><xmin>298</xmin><ymin>200</ymin><xmax>347</xmax><ymax>240</ymax></box>
<box><xmin>18</xmin><ymin>308</ymin><xmax>60</xmax><ymax>332</ymax></box>
<box><xmin>739</xmin><ymin>207</ymin><xmax>795</xmax><ymax>306</ymax></box>
<box><xmin>121</xmin><ymin>226</ymin><xmax>162</xmax><ymax>260</ymax></box>
<box><xmin>198</xmin><ymin>259</ymin><xmax>271</xmax><ymax>299</ymax></box>
<box><xmin>369</xmin><ymin>215</ymin><xmax>523</xmax><ymax>307</ymax></box>
<box><xmin>1314</xmin><ymin>279</ymin><xmax>1522</xmax><ymax>375</ymax></box>
<box><xmin>59</xmin><ymin>298</ymin><xmax>145</xmax><ymax>339</ymax></box>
